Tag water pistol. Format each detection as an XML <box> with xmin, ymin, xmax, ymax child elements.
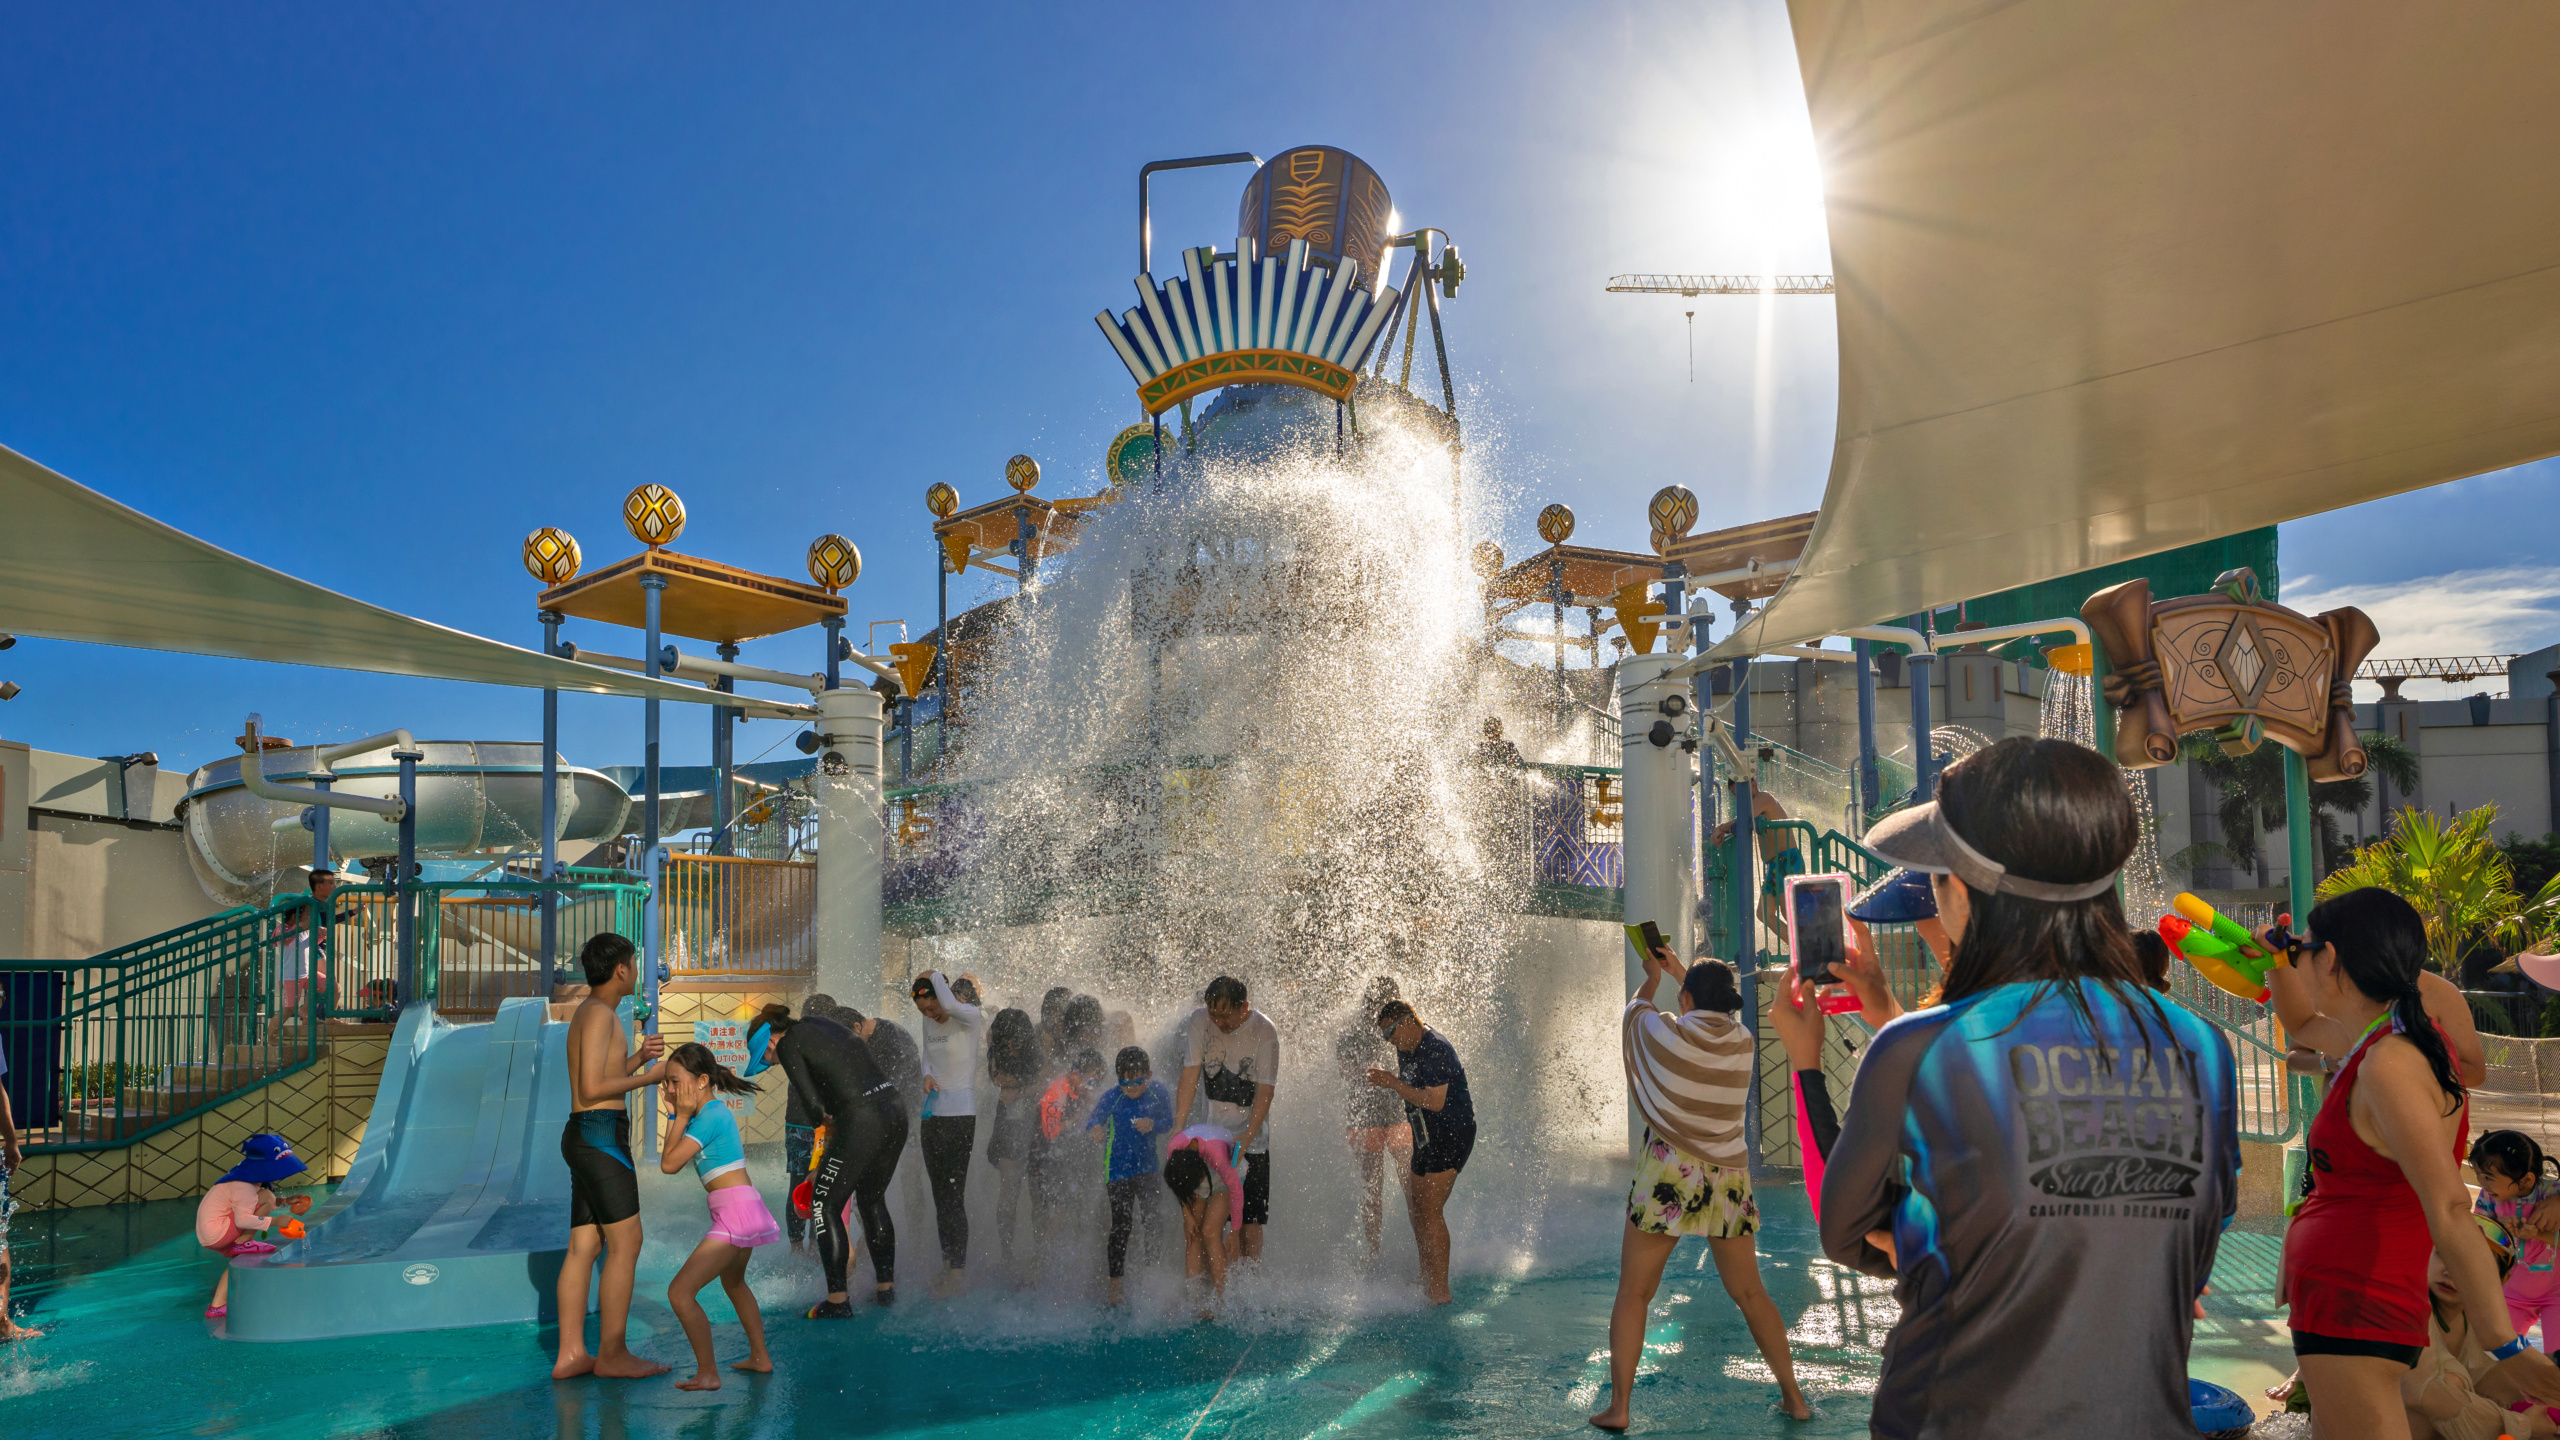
<box><xmin>2159</xmin><ymin>893</ymin><xmax>2279</xmax><ymax>1003</ymax></box>
<box><xmin>274</xmin><ymin>1217</ymin><xmax>307</xmax><ymax>1240</ymax></box>
<box><xmin>790</xmin><ymin>1125</ymin><xmax>829</xmax><ymax>1219</ymax></box>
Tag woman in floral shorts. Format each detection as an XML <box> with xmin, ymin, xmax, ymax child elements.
<box><xmin>1591</xmin><ymin>943</ymin><xmax>1811</xmax><ymax>1431</ymax></box>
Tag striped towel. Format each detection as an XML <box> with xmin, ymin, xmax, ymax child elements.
<box><xmin>1621</xmin><ymin>1000</ymin><xmax>1752</xmax><ymax>1169</ymax></box>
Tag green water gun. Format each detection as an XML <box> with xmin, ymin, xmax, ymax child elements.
<box><xmin>2162</xmin><ymin>893</ymin><xmax>2280</xmax><ymax>1002</ymax></box>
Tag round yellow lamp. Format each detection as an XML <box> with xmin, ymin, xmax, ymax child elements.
<box><xmin>1470</xmin><ymin>540</ymin><xmax>1506</xmax><ymax>578</ymax></box>
<box><xmin>1647</xmin><ymin>485</ymin><xmax>1698</xmax><ymax>540</ymax></box>
<box><xmin>622</xmin><ymin>484</ymin><xmax>687</xmax><ymax>549</ymax></box>
<box><xmin>522</xmin><ymin>527</ymin><xmax>581</xmax><ymax>585</ymax></box>
<box><xmin>1005</xmin><ymin>454</ymin><xmax>1041</xmax><ymax>493</ymax></box>
<box><xmin>807</xmin><ymin>534</ymin><xmax>861</xmax><ymax>593</ymax></box>
<box><xmin>925</xmin><ymin>481</ymin><xmax>959</xmax><ymax>519</ymax></box>
<box><xmin>1536</xmin><ymin>503</ymin><xmax>1576</xmax><ymax>546</ymax></box>
<box><xmin>1649</xmin><ymin>528</ymin><xmax>1671</xmax><ymax>557</ymax></box>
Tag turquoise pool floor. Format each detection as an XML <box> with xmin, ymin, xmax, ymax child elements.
<box><xmin>0</xmin><ymin>1162</ymin><xmax>2291</xmax><ymax>1438</ymax></box>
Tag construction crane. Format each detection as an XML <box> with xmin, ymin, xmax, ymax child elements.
<box><xmin>2358</xmin><ymin>654</ymin><xmax>2520</xmax><ymax>699</ymax></box>
<box><xmin>1605</xmin><ymin>273</ymin><xmax>1836</xmax><ymax>382</ymax></box>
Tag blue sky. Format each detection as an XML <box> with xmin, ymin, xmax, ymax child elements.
<box><xmin>3</xmin><ymin>2</ymin><xmax>2554</xmax><ymax>776</ymax></box>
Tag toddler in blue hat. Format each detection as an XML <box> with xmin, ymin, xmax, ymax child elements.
<box><xmin>195</xmin><ymin>1132</ymin><xmax>309</xmax><ymax>1319</ymax></box>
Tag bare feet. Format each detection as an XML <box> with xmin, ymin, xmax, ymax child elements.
<box><xmin>552</xmin><ymin>1351</ymin><xmax>597</xmax><ymax>1380</ymax></box>
<box><xmin>731</xmin><ymin>1355</ymin><xmax>774</xmax><ymax>1374</ymax></box>
<box><xmin>0</xmin><ymin>1321</ymin><xmax>46</xmax><ymax>1342</ymax></box>
<box><xmin>1589</xmin><ymin>1403</ymin><xmax>1631</xmax><ymax>1432</ymax></box>
<box><xmin>1425</xmin><ymin>1290</ymin><xmax>1455</xmax><ymax>1306</ymax></box>
<box><xmin>1779</xmin><ymin>1392</ymin><xmax>1815</xmax><ymax>1420</ymax></box>
<box><xmin>590</xmin><ymin>1352</ymin><xmax>672</xmax><ymax>1379</ymax></box>
<box><xmin>1106</xmin><ymin>1279</ymin><xmax>1126</xmax><ymax>1307</ymax></box>
<box><xmin>674</xmin><ymin>1372</ymin><xmax>721</xmax><ymax>1392</ymax></box>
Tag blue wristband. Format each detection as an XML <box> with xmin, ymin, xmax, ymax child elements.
<box><xmin>2492</xmin><ymin>1335</ymin><xmax>2533</xmax><ymax>1362</ymax></box>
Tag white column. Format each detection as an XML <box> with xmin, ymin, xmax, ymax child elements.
<box><xmin>1618</xmin><ymin>651</ymin><xmax>1697</xmax><ymax>1152</ymax></box>
<box><xmin>813</xmin><ymin>685</ymin><xmax>885</xmax><ymax>1004</ymax></box>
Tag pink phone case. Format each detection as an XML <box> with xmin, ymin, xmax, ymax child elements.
<box><xmin>1784</xmin><ymin>871</ymin><xmax>1856</xmax><ymax>994</ymax></box>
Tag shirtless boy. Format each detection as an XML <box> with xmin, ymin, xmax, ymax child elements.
<box><xmin>552</xmin><ymin>931</ymin><xmax>670</xmax><ymax>1380</ymax></box>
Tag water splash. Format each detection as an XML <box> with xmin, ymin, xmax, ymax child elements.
<box><xmin>865</xmin><ymin>392</ymin><xmax>1628</xmax><ymax>1323</ymax></box>
<box><xmin>2038</xmin><ymin>672</ymin><xmax>2172</xmax><ymax>921</ymax></box>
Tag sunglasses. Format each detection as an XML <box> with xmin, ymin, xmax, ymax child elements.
<box><xmin>1117</xmin><ymin>1074</ymin><xmax>1148</xmax><ymax>1086</ymax></box>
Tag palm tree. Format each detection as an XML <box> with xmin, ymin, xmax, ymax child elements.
<box><xmin>2175</xmin><ymin>732</ymin><xmax>2419</xmax><ymax>886</ymax></box>
<box><xmin>2318</xmin><ymin>804</ymin><xmax>2522</xmax><ymax>974</ymax></box>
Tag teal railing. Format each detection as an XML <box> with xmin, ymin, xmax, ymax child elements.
<box><xmin>330</xmin><ymin>879</ymin><xmax>649</xmax><ymax>1017</ymax></box>
<box><xmin>2</xmin><ymin>897</ymin><xmax>326</xmax><ymax>1154</ymax></box>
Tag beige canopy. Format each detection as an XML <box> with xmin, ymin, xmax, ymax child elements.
<box><xmin>0</xmin><ymin>440</ymin><xmax>739</xmax><ymax>707</ymax></box>
<box><xmin>1720</xmin><ymin>0</ymin><xmax>2560</xmax><ymax>657</ymax></box>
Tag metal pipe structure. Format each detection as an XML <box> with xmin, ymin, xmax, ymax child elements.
<box><xmin>642</xmin><ymin>575</ymin><xmax>665</xmax><ymax>861</ymax></box>
<box><xmin>552</xmin><ymin>645</ymin><xmax>818</xmax><ymax>719</ymax></box>
<box><xmin>395</xmin><ymin>747</ymin><xmax>420</xmax><ymax>1009</ymax></box>
<box><xmin>1689</xmin><ymin>598</ymin><xmax>1718</xmax><ymax>955</ymax></box>
<box><xmin>642</xmin><ymin>843</ymin><xmax>665</xmax><ymax>1159</ymax></box>
<box><xmin>823</xmin><ymin>615</ymin><xmax>843</xmax><ymax>693</ymax></box>
<box><xmin>1137</xmin><ymin>152</ymin><xmax>1262</xmax><ymax>276</ymax></box>
<box><xmin>540</xmin><ymin>609</ymin><xmax>562</xmax><ymax>975</ymax></box>
<box><xmin>811</xmin><ymin>685</ymin><xmax>886</xmax><ymax>1006</ymax></box>
<box><xmin>238</xmin><ymin>717</ymin><xmax>411</xmax><ymax>819</ymax></box>
<box><xmin>1908</xmin><ymin>640</ymin><xmax>1938</xmax><ymax>802</ymax></box>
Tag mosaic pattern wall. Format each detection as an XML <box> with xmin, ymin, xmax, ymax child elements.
<box><xmin>11</xmin><ymin>1031</ymin><xmax>389</xmax><ymax>1210</ymax></box>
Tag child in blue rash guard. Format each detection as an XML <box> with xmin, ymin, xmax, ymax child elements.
<box><xmin>1087</xmin><ymin>1045</ymin><xmax>1175</xmax><ymax>1305</ymax></box>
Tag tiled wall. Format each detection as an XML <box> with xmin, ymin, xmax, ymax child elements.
<box><xmin>658</xmin><ymin>980</ymin><xmax>804</xmax><ymax>1147</ymax></box>
<box><xmin>11</xmin><ymin>1033</ymin><xmax>390</xmax><ymax>1210</ymax></box>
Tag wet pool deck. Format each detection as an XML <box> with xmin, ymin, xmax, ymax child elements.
<box><xmin>2</xmin><ymin>1165</ymin><xmax>2292</xmax><ymax>1438</ymax></box>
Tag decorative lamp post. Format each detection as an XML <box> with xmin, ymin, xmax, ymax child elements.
<box><xmin>1537</xmin><ymin>503</ymin><xmax>1575</xmax><ymax>689</ymax></box>
<box><xmin>523</xmin><ymin>527</ymin><xmax>581</xmax><ymax>976</ymax></box>
<box><xmin>1006</xmin><ymin>455</ymin><xmax>1041</xmax><ymax>588</ymax></box>
<box><xmin>926</xmin><ymin>482</ymin><xmax>959</xmax><ymax>753</ymax></box>
<box><xmin>622</xmin><ymin>486</ymin><xmax>684</xmax><ymax>865</ymax></box>
<box><xmin>809</xmin><ymin>531</ymin><xmax>861</xmax><ymax>694</ymax></box>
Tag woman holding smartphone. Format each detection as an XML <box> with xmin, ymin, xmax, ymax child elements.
<box><xmin>1820</xmin><ymin>737</ymin><xmax>2241</xmax><ymax>1436</ymax></box>
<box><xmin>1590</xmin><ymin>944</ymin><xmax>1812</xmax><ymax>1430</ymax></box>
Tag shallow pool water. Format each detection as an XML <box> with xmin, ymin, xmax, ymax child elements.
<box><xmin>1</xmin><ymin>1158</ymin><xmax>2288</xmax><ymax>1438</ymax></box>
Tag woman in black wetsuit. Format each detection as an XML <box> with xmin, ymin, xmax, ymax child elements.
<box><xmin>750</xmin><ymin>1003</ymin><xmax>906</xmax><ymax>1313</ymax></box>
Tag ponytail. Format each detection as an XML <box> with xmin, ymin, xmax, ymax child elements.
<box><xmin>667</xmin><ymin>1041</ymin><xmax>759</xmax><ymax>1097</ymax></box>
<box><xmin>2312</xmin><ymin>888</ymin><xmax>2465</xmax><ymax>1112</ymax></box>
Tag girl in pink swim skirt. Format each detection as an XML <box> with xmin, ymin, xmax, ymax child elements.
<box><xmin>658</xmin><ymin>1043</ymin><xmax>778</xmax><ymax>1390</ymax></box>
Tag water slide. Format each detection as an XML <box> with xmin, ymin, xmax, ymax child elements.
<box><xmin>224</xmin><ymin>996</ymin><xmax>597</xmax><ymax>1341</ymax></box>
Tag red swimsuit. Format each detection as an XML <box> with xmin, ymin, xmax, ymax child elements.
<box><xmin>2283</xmin><ymin>1021</ymin><xmax>2469</xmax><ymax>1346</ymax></box>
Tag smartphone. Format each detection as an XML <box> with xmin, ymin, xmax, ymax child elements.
<box><xmin>1622</xmin><ymin>920</ymin><xmax>1666</xmax><ymax>959</ymax></box>
<box><xmin>1787</xmin><ymin>873</ymin><xmax>1852</xmax><ymax>986</ymax></box>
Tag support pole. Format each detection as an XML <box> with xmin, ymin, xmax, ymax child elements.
<box><xmin>394</xmin><ymin>748</ymin><xmax>421</xmax><ymax>1009</ymax></box>
<box><xmin>1908</xmin><ymin>633</ymin><xmax>1938</xmax><ymax>801</ymax></box>
<box><xmin>714</xmin><ymin>641</ymin><xmax>739</xmax><ymax>855</ymax></box>
<box><xmin>933</xmin><ymin>542</ymin><xmax>950</xmax><ymax>764</ymax></box>
<box><xmin>1619</xmin><ymin>651</ymin><xmax>1696</xmax><ymax>1158</ymax></box>
<box><xmin>1728</xmin><ymin>659</ymin><xmax>1760</xmax><ymax>1165</ymax></box>
<box><xmin>1690</xmin><ymin>601</ymin><xmax>1717</xmax><ymax>951</ymax></box>
<box><xmin>642</xmin><ymin>575</ymin><xmax>666</xmax><ymax>858</ymax></box>
<box><xmin>2284</xmin><ymin>747</ymin><xmax>2316</xmax><ymax>925</ymax></box>
<box><xmin>823</xmin><ymin>615</ymin><xmax>844</xmax><ymax>693</ymax></box>
<box><xmin>1853</xmin><ymin>637</ymin><xmax>1880</xmax><ymax>825</ymax></box>
<box><xmin>813</xmin><ymin>686</ymin><xmax>887</xmax><ymax>1004</ymax></box>
<box><xmin>643</xmin><ymin>842</ymin><xmax>665</xmax><ymax>1160</ymax></box>
<box><xmin>540</xmin><ymin>609</ymin><xmax>562</xmax><ymax>977</ymax></box>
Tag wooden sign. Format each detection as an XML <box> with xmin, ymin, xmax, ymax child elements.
<box><xmin>2080</xmin><ymin>569</ymin><xmax>2380</xmax><ymax>779</ymax></box>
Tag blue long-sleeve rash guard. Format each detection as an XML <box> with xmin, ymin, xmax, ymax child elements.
<box><xmin>1818</xmin><ymin>980</ymin><xmax>2239</xmax><ymax>1440</ymax></box>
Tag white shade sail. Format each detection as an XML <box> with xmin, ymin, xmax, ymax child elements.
<box><xmin>1721</xmin><ymin>1</ymin><xmax>2560</xmax><ymax>657</ymax></box>
<box><xmin>0</xmin><ymin>440</ymin><xmax>743</xmax><ymax>707</ymax></box>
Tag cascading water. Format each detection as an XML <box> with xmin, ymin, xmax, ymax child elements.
<box><xmin>2039</xmin><ymin>670</ymin><xmax>2173</xmax><ymax>921</ymax></box>
<box><xmin>877</xmin><ymin>391</ymin><xmax>1628</xmax><ymax>1330</ymax></box>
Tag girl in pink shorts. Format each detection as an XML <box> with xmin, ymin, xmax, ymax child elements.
<box><xmin>659</xmin><ymin>1043</ymin><xmax>778</xmax><ymax>1390</ymax></box>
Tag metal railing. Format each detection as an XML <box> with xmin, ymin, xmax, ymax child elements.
<box><xmin>2</xmin><ymin>898</ymin><xmax>325</xmax><ymax>1153</ymax></box>
<box><xmin>658</xmin><ymin>853</ymin><xmax>816</xmax><ymax>976</ymax></box>
<box><xmin>331</xmin><ymin>879</ymin><xmax>648</xmax><ymax>1018</ymax></box>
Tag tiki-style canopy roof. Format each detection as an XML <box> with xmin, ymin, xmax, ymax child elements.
<box><xmin>1723</xmin><ymin>0</ymin><xmax>2560</xmax><ymax>656</ymax></box>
